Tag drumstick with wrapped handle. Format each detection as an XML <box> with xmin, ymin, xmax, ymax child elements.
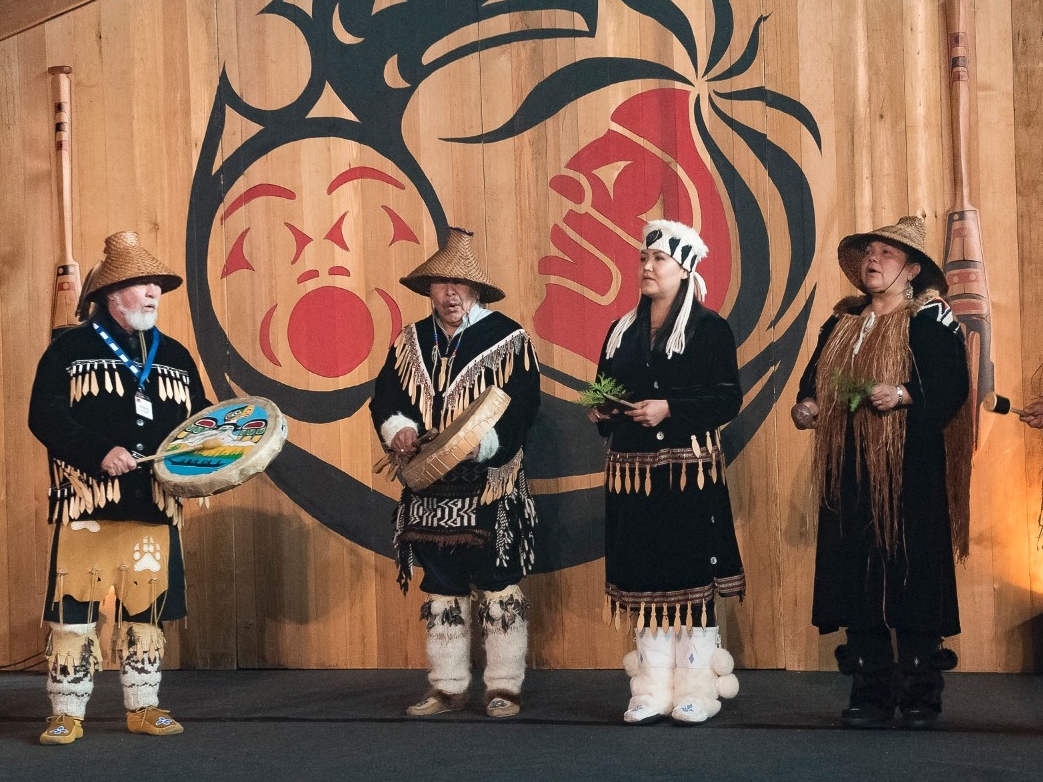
<box><xmin>136</xmin><ymin>437</ymin><xmax>225</xmax><ymax>464</ymax></box>
<box><xmin>47</xmin><ymin>65</ymin><xmax>83</xmax><ymax>339</ymax></box>
<box><xmin>982</xmin><ymin>392</ymin><xmax>1026</xmax><ymax>418</ymax></box>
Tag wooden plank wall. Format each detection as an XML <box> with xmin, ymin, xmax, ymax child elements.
<box><xmin>1</xmin><ymin>0</ymin><xmax>1041</xmax><ymax>673</ymax></box>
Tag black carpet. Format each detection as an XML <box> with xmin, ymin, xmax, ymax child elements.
<box><xmin>2</xmin><ymin>669</ymin><xmax>1042</xmax><ymax>781</ymax></box>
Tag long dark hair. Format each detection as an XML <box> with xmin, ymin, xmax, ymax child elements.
<box><xmin>635</xmin><ymin>276</ymin><xmax>693</xmax><ymax>355</ymax></box>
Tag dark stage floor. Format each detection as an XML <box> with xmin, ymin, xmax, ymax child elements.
<box><xmin>2</xmin><ymin>669</ymin><xmax>1042</xmax><ymax>781</ymax></box>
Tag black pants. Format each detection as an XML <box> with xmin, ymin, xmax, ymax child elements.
<box><xmin>413</xmin><ymin>540</ymin><xmax>522</xmax><ymax>596</ymax></box>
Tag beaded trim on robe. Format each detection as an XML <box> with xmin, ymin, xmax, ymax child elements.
<box><xmin>50</xmin><ymin>353</ymin><xmax>195</xmax><ymax>529</ymax></box>
<box><xmin>47</xmin><ymin>458</ymin><xmax>184</xmax><ymax>528</ymax></box>
<box><xmin>601</xmin><ymin>574</ymin><xmax>747</xmax><ymax>634</ymax></box>
<box><xmin>66</xmin><ymin>359</ymin><xmax>194</xmax><ymax>413</ymax></box>
<box><xmin>604</xmin><ymin>429</ymin><xmax>727</xmax><ymax>495</ymax></box>
<box><xmin>391</xmin><ymin>324</ymin><xmax>537</xmax><ymax>433</ymax></box>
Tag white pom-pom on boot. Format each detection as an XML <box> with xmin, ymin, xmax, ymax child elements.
<box><xmin>671</xmin><ymin>626</ymin><xmax>738</xmax><ymax>725</ymax></box>
<box><xmin>623</xmin><ymin>629</ymin><xmax>675</xmax><ymax>724</ymax></box>
<box><xmin>712</xmin><ymin>647</ymin><xmax>739</xmax><ymax>700</ymax></box>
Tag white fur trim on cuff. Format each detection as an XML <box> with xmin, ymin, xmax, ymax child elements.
<box><xmin>380</xmin><ymin>413</ymin><xmax>419</xmax><ymax>446</ymax></box>
<box><xmin>48</xmin><ymin>622</ymin><xmax>96</xmax><ymax>635</ymax></box>
<box><xmin>476</xmin><ymin>428</ymin><xmax>500</xmax><ymax>462</ymax></box>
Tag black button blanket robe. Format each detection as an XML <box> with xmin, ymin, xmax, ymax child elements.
<box><xmin>594</xmin><ymin>302</ymin><xmax>745</xmax><ymax>629</ymax></box>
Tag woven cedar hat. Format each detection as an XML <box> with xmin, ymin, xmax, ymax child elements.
<box><xmin>837</xmin><ymin>215</ymin><xmax>947</xmax><ymax>295</ymax></box>
<box><xmin>399</xmin><ymin>227</ymin><xmax>506</xmax><ymax>303</ymax></box>
<box><xmin>76</xmin><ymin>231</ymin><xmax>182</xmax><ymax>318</ymax></box>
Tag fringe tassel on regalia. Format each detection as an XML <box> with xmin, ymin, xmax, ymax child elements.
<box><xmin>48</xmin><ymin>458</ymin><xmax>183</xmax><ymax>527</ymax></box>
<box><xmin>392</xmin><ymin>325</ymin><xmax>537</xmax><ymax>433</ymax></box>
<box><xmin>812</xmin><ymin>290</ymin><xmax>971</xmax><ymax>560</ymax></box>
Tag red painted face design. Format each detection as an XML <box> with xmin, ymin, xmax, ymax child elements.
<box><xmin>212</xmin><ymin>140</ymin><xmax>429</xmax><ymax>385</ymax></box>
<box><xmin>533</xmin><ymin>88</ymin><xmax>733</xmax><ymax>364</ymax></box>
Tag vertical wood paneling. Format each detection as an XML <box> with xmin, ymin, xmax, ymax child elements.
<box><xmin>720</xmin><ymin>0</ymin><xmax>781</xmax><ymax>668</ymax></box>
<box><xmin>1</xmin><ymin>0</ymin><xmax>1040</xmax><ymax>673</ymax></box>
<box><xmin>2</xmin><ymin>25</ymin><xmax>64</xmax><ymax>669</ymax></box>
<box><xmin>1012</xmin><ymin>0</ymin><xmax>1043</xmax><ymax>672</ymax></box>
<box><xmin>780</xmin><ymin>0</ymin><xmax>834</xmax><ymax>671</ymax></box>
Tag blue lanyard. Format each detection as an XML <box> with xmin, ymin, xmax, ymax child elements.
<box><xmin>93</xmin><ymin>322</ymin><xmax>159</xmax><ymax>391</ymax></box>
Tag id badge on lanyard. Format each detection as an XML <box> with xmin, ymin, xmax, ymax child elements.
<box><xmin>93</xmin><ymin>322</ymin><xmax>160</xmax><ymax>420</ymax></box>
<box><xmin>133</xmin><ymin>330</ymin><xmax>159</xmax><ymax>419</ymax></box>
<box><xmin>135</xmin><ymin>389</ymin><xmax>154</xmax><ymax>420</ymax></box>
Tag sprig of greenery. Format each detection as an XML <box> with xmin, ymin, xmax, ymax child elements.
<box><xmin>831</xmin><ymin>369</ymin><xmax>877</xmax><ymax>412</ymax></box>
<box><xmin>575</xmin><ymin>374</ymin><xmax>630</xmax><ymax>408</ymax></box>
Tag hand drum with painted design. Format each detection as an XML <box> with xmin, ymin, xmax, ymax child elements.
<box><xmin>153</xmin><ymin>396</ymin><xmax>288</xmax><ymax>497</ymax></box>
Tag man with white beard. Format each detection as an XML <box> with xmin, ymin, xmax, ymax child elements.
<box><xmin>28</xmin><ymin>231</ymin><xmax>210</xmax><ymax>744</ymax></box>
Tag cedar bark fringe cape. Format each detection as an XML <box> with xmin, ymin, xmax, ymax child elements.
<box><xmin>812</xmin><ymin>291</ymin><xmax>971</xmax><ymax>562</ymax></box>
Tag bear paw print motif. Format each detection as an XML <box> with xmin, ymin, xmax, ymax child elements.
<box><xmin>132</xmin><ymin>536</ymin><xmax>162</xmax><ymax>573</ymax></box>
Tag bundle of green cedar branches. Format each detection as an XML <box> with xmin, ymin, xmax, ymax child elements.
<box><xmin>575</xmin><ymin>374</ymin><xmax>634</xmax><ymax>410</ymax></box>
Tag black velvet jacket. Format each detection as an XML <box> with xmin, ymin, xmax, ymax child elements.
<box><xmin>28</xmin><ymin>309</ymin><xmax>210</xmax><ymax>524</ymax></box>
<box><xmin>595</xmin><ymin>302</ymin><xmax>742</xmax><ymax>451</ymax></box>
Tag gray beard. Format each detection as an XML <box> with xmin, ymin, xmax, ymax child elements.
<box><xmin>121</xmin><ymin>306</ymin><xmax>158</xmax><ymax>332</ymax></box>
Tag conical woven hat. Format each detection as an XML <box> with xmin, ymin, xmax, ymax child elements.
<box><xmin>80</xmin><ymin>231</ymin><xmax>182</xmax><ymax>304</ymax></box>
<box><xmin>837</xmin><ymin>215</ymin><xmax>947</xmax><ymax>295</ymax></box>
<box><xmin>400</xmin><ymin>227</ymin><xmax>505</xmax><ymax>303</ymax></box>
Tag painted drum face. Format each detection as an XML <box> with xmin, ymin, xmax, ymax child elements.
<box><xmin>154</xmin><ymin>396</ymin><xmax>288</xmax><ymax>498</ymax></box>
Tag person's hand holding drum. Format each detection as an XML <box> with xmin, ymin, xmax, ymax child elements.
<box><xmin>390</xmin><ymin>427</ymin><xmax>419</xmax><ymax>461</ymax></box>
<box><xmin>1020</xmin><ymin>398</ymin><xmax>1043</xmax><ymax>430</ymax></box>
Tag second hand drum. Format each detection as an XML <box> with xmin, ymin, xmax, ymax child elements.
<box><xmin>399</xmin><ymin>385</ymin><xmax>510</xmax><ymax>491</ymax></box>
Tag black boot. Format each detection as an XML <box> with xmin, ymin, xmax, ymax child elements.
<box><xmin>836</xmin><ymin>636</ymin><xmax>894</xmax><ymax>728</ymax></box>
<box><xmin>896</xmin><ymin>639</ymin><xmax>957</xmax><ymax>729</ymax></box>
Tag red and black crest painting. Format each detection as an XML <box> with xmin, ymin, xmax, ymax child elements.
<box><xmin>185</xmin><ymin>0</ymin><xmax>820</xmax><ymax>570</ymax></box>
